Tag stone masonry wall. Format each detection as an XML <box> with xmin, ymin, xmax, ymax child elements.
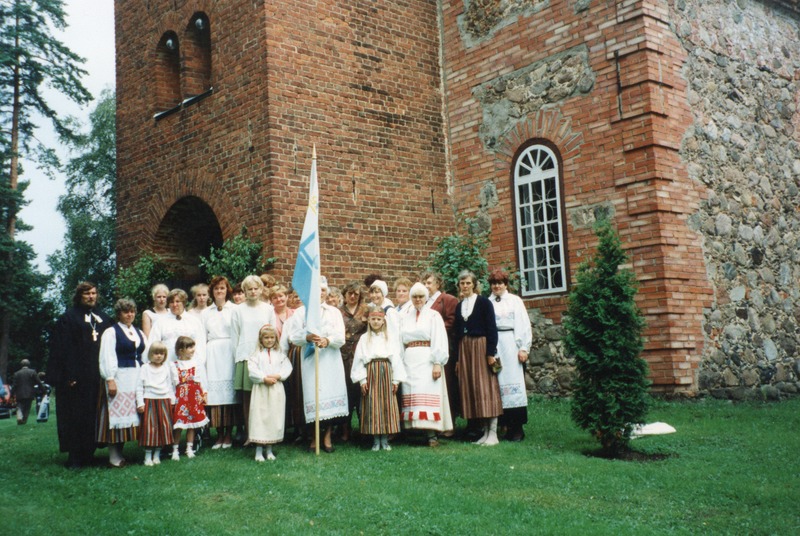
<box><xmin>441</xmin><ymin>0</ymin><xmax>712</xmax><ymax>394</ymax></box>
<box><xmin>673</xmin><ymin>0</ymin><xmax>800</xmax><ymax>400</ymax></box>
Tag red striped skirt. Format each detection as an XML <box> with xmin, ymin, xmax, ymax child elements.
<box><xmin>457</xmin><ymin>336</ymin><xmax>503</xmax><ymax>419</ymax></box>
<box><xmin>138</xmin><ymin>398</ymin><xmax>174</xmax><ymax>447</ymax></box>
<box><xmin>359</xmin><ymin>359</ymin><xmax>400</xmax><ymax>435</ymax></box>
<box><xmin>207</xmin><ymin>404</ymin><xmax>239</xmax><ymax>428</ymax></box>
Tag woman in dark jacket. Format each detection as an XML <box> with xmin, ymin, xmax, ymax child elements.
<box><xmin>454</xmin><ymin>270</ymin><xmax>502</xmax><ymax>446</ymax></box>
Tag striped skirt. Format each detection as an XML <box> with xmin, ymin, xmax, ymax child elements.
<box><xmin>457</xmin><ymin>336</ymin><xmax>503</xmax><ymax>419</ymax></box>
<box><xmin>359</xmin><ymin>359</ymin><xmax>400</xmax><ymax>435</ymax></box>
<box><xmin>96</xmin><ymin>387</ymin><xmax>138</xmax><ymax>444</ymax></box>
<box><xmin>207</xmin><ymin>404</ymin><xmax>239</xmax><ymax>428</ymax></box>
<box><xmin>285</xmin><ymin>344</ymin><xmax>305</xmax><ymax>428</ymax></box>
<box><xmin>138</xmin><ymin>399</ymin><xmax>174</xmax><ymax>448</ymax></box>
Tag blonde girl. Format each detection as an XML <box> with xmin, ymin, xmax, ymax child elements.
<box><xmin>248</xmin><ymin>325</ymin><xmax>292</xmax><ymax>462</ymax></box>
<box><xmin>351</xmin><ymin>304</ymin><xmax>406</xmax><ymax>451</ymax></box>
<box><xmin>136</xmin><ymin>342</ymin><xmax>177</xmax><ymax>466</ymax></box>
<box><xmin>171</xmin><ymin>336</ymin><xmax>209</xmax><ymax>460</ymax></box>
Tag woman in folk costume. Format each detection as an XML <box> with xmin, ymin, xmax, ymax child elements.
<box><xmin>488</xmin><ymin>269</ymin><xmax>532</xmax><ymax>441</ymax></box>
<box><xmin>202</xmin><ymin>276</ymin><xmax>237</xmax><ymax>449</ymax></box>
<box><xmin>146</xmin><ymin>289</ymin><xmax>206</xmax><ymax>364</ymax></box>
<box><xmin>98</xmin><ymin>298</ymin><xmax>146</xmax><ymax>468</ymax></box>
<box><xmin>454</xmin><ymin>270</ymin><xmax>503</xmax><ymax>446</ymax></box>
<box><xmin>142</xmin><ymin>284</ymin><xmax>170</xmax><ymax>339</ymax></box>
<box><xmin>351</xmin><ymin>304</ymin><xmax>406</xmax><ymax>451</ymax></box>
<box><xmin>398</xmin><ymin>282</ymin><xmax>453</xmax><ymax>446</ymax></box>
<box><xmin>248</xmin><ymin>324</ymin><xmax>292</xmax><ymax>462</ymax></box>
<box><xmin>230</xmin><ymin>275</ymin><xmax>276</xmax><ymax>440</ymax></box>
<box><xmin>288</xmin><ymin>276</ymin><xmax>348</xmax><ymax>453</ymax></box>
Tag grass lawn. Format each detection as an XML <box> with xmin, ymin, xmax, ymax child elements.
<box><xmin>1</xmin><ymin>396</ymin><xmax>798</xmax><ymax>535</ymax></box>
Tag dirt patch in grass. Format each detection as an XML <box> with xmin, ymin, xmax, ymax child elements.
<box><xmin>583</xmin><ymin>447</ymin><xmax>675</xmax><ymax>462</ymax></box>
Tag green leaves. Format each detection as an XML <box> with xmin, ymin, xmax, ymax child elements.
<box><xmin>564</xmin><ymin>221</ymin><xmax>650</xmax><ymax>455</ymax></box>
<box><xmin>420</xmin><ymin>217</ymin><xmax>490</xmax><ymax>295</ymax></box>
<box><xmin>198</xmin><ymin>227</ymin><xmax>275</xmax><ymax>287</ymax></box>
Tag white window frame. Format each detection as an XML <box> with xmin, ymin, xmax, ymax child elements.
<box><xmin>513</xmin><ymin>144</ymin><xmax>567</xmax><ymax>297</ymax></box>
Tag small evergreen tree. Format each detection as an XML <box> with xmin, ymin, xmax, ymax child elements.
<box><xmin>564</xmin><ymin>221</ymin><xmax>649</xmax><ymax>455</ymax></box>
<box><xmin>198</xmin><ymin>227</ymin><xmax>275</xmax><ymax>287</ymax></box>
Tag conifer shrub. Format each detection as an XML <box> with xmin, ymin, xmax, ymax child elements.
<box><xmin>563</xmin><ymin>221</ymin><xmax>650</xmax><ymax>455</ymax></box>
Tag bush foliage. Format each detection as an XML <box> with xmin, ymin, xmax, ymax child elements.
<box><xmin>198</xmin><ymin>227</ymin><xmax>275</xmax><ymax>287</ymax></box>
<box><xmin>116</xmin><ymin>254</ymin><xmax>175</xmax><ymax>323</ymax></box>
<box><xmin>564</xmin><ymin>221</ymin><xmax>650</xmax><ymax>455</ymax></box>
<box><xmin>421</xmin><ymin>217</ymin><xmax>490</xmax><ymax>295</ymax></box>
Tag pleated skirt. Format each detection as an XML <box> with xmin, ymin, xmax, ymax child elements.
<box><xmin>207</xmin><ymin>404</ymin><xmax>239</xmax><ymax>428</ymax></box>
<box><xmin>359</xmin><ymin>359</ymin><xmax>400</xmax><ymax>435</ymax></box>
<box><xmin>457</xmin><ymin>336</ymin><xmax>503</xmax><ymax>419</ymax></box>
<box><xmin>138</xmin><ymin>398</ymin><xmax>173</xmax><ymax>447</ymax></box>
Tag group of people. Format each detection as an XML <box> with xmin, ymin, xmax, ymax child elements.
<box><xmin>46</xmin><ymin>267</ymin><xmax>532</xmax><ymax>468</ymax></box>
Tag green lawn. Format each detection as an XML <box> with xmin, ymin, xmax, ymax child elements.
<box><xmin>2</xmin><ymin>397</ymin><xmax>798</xmax><ymax>535</ymax></box>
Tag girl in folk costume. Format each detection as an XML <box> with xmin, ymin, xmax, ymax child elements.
<box><xmin>98</xmin><ymin>298</ymin><xmax>146</xmax><ymax>468</ymax></box>
<box><xmin>351</xmin><ymin>304</ymin><xmax>406</xmax><ymax>451</ymax></box>
<box><xmin>398</xmin><ymin>282</ymin><xmax>453</xmax><ymax>446</ymax></box>
<box><xmin>248</xmin><ymin>324</ymin><xmax>293</xmax><ymax>462</ymax></box>
<box><xmin>136</xmin><ymin>342</ymin><xmax>178</xmax><ymax>466</ymax></box>
<box><xmin>171</xmin><ymin>336</ymin><xmax>209</xmax><ymax>460</ymax></box>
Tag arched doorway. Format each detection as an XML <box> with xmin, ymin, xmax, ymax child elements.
<box><xmin>152</xmin><ymin>196</ymin><xmax>223</xmax><ymax>286</ymax></box>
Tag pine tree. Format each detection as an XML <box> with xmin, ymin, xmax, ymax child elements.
<box><xmin>564</xmin><ymin>221</ymin><xmax>650</xmax><ymax>455</ymax></box>
<box><xmin>0</xmin><ymin>0</ymin><xmax>91</xmax><ymax>379</ymax></box>
<box><xmin>48</xmin><ymin>90</ymin><xmax>116</xmax><ymax>307</ymax></box>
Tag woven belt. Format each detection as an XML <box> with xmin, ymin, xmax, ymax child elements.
<box><xmin>404</xmin><ymin>341</ymin><xmax>431</xmax><ymax>349</ymax></box>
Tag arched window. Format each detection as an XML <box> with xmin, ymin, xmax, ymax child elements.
<box><xmin>183</xmin><ymin>13</ymin><xmax>212</xmax><ymax>97</ymax></box>
<box><xmin>155</xmin><ymin>31</ymin><xmax>181</xmax><ymax>111</ymax></box>
<box><xmin>513</xmin><ymin>143</ymin><xmax>567</xmax><ymax>297</ymax></box>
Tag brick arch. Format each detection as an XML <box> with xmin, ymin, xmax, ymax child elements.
<box><xmin>152</xmin><ymin>195</ymin><xmax>223</xmax><ymax>282</ymax></box>
<box><xmin>494</xmin><ymin>108</ymin><xmax>584</xmax><ymax>166</ymax></box>
<box><xmin>140</xmin><ymin>168</ymin><xmax>240</xmax><ymax>253</ymax></box>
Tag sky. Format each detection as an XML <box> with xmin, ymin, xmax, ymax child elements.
<box><xmin>17</xmin><ymin>0</ymin><xmax>116</xmax><ymax>269</ymax></box>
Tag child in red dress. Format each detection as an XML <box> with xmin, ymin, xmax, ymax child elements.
<box><xmin>171</xmin><ymin>336</ymin><xmax>209</xmax><ymax>460</ymax></box>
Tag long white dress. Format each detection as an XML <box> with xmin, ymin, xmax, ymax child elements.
<box><xmin>146</xmin><ymin>314</ymin><xmax>206</xmax><ymax>365</ymax></box>
<box><xmin>492</xmin><ymin>292</ymin><xmax>532</xmax><ymax>410</ymax></box>
<box><xmin>202</xmin><ymin>303</ymin><xmax>236</xmax><ymax>406</ymax></box>
<box><xmin>398</xmin><ymin>307</ymin><xmax>453</xmax><ymax>432</ymax></box>
<box><xmin>247</xmin><ymin>347</ymin><xmax>293</xmax><ymax>444</ymax></box>
<box><xmin>288</xmin><ymin>304</ymin><xmax>349</xmax><ymax>423</ymax></box>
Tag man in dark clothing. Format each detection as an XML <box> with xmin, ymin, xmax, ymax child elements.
<box><xmin>12</xmin><ymin>360</ymin><xmax>43</xmax><ymax>424</ymax></box>
<box><xmin>48</xmin><ymin>282</ymin><xmax>112</xmax><ymax>468</ymax></box>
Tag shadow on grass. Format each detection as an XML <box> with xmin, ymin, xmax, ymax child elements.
<box><xmin>582</xmin><ymin>446</ymin><xmax>676</xmax><ymax>462</ymax></box>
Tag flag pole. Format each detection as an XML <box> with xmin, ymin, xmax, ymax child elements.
<box><xmin>313</xmin><ymin>145</ymin><xmax>321</xmax><ymax>456</ymax></box>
